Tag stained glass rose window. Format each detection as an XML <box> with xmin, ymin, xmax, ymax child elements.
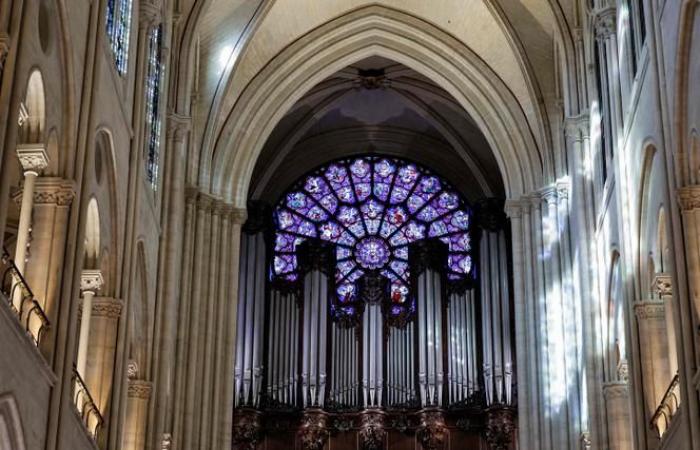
<box><xmin>272</xmin><ymin>156</ymin><xmax>473</xmax><ymax>314</ymax></box>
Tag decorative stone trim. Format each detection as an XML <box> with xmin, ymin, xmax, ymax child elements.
<box><xmin>161</xmin><ymin>433</ymin><xmax>172</xmax><ymax>450</ymax></box>
<box><xmin>91</xmin><ymin>297</ymin><xmax>123</xmax><ymax>319</ymax></box>
<box><xmin>16</xmin><ymin>144</ymin><xmax>49</xmax><ymax>173</ymax></box>
<box><xmin>594</xmin><ymin>7</ymin><xmax>617</xmax><ymax>40</ymax></box>
<box><xmin>166</xmin><ymin>113</ymin><xmax>191</xmax><ymax>143</ymax></box>
<box><xmin>139</xmin><ymin>0</ymin><xmax>162</xmax><ymax>29</ymax></box>
<box><xmin>677</xmin><ymin>185</ymin><xmax>700</xmax><ymax>211</ymax></box>
<box><xmin>602</xmin><ymin>381</ymin><xmax>628</xmax><ymax>399</ymax></box>
<box><xmin>564</xmin><ymin>113</ymin><xmax>590</xmax><ymax>141</ymax></box>
<box><xmin>652</xmin><ymin>274</ymin><xmax>673</xmax><ymax>297</ymax></box>
<box><xmin>33</xmin><ymin>178</ymin><xmax>75</xmax><ymax>205</ymax></box>
<box><xmin>230</xmin><ymin>207</ymin><xmax>248</xmax><ymax>225</ymax></box>
<box><xmin>634</xmin><ymin>300</ymin><xmax>665</xmax><ymax>319</ymax></box>
<box><xmin>127</xmin><ymin>379</ymin><xmax>152</xmax><ymax>399</ymax></box>
<box><xmin>80</xmin><ymin>270</ymin><xmax>104</xmax><ymax>293</ymax></box>
<box><xmin>503</xmin><ymin>199</ymin><xmax>526</xmax><ymax>219</ymax></box>
<box><xmin>127</xmin><ymin>360</ymin><xmax>139</xmax><ymax>380</ymax></box>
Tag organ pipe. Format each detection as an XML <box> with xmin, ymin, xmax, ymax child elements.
<box><xmin>362</xmin><ymin>302</ymin><xmax>383</xmax><ymax>407</ymax></box>
<box><xmin>480</xmin><ymin>228</ymin><xmax>513</xmax><ymax>406</ymax></box>
<box><xmin>234</xmin><ymin>231</ymin><xmax>267</xmax><ymax>407</ymax></box>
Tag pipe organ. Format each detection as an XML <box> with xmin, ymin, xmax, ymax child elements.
<box><xmin>233</xmin><ymin>194</ymin><xmax>517</xmax><ymax>450</ymax></box>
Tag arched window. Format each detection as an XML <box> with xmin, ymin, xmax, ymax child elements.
<box><xmin>271</xmin><ymin>156</ymin><xmax>474</xmax><ymax>321</ymax></box>
<box><xmin>144</xmin><ymin>24</ymin><xmax>163</xmax><ymax>189</ymax></box>
<box><xmin>106</xmin><ymin>0</ymin><xmax>133</xmax><ymax>74</ymax></box>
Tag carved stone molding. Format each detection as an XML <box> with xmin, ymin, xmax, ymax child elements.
<box><xmin>678</xmin><ymin>185</ymin><xmax>700</xmax><ymax>211</ymax></box>
<box><xmin>503</xmin><ymin>199</ymin><xmax>526</xmax><ymax>219</ymax></box>
<box><xmin>13</xmin><ymin>177</ymin><xmax>76</xmax><ymax>206</ymax></box>
<box><xmin>230</xmin><ymin>207</ymin><xmax>248</xmax><ymax>225</ymax></box>
<box><xmin>127</xmin><ymin>379</ymin><xmax>152</xmax><ymax>399</ymax></box>
<box><xmin>298</xmin><ymin>409</ymin><xmax>329</xmax><ymax>450</ymax></box>
<box><xmin>484</xmin><ymin>406</ymin><xmax>516</xmax><ymax>450</ymax></box>
<box><xmin>139</xmin><ymin>0</ymin><xmax>162</xmax><ymax>29</ymax></box>
<box><xmin>603</xmin><ymin>381</ymin><xmax>629</xmax><ymax>400</ymax></box>
<box><xmin>652</xmin><ymin>274</ymin><xmax>673</xmax><ymax>297</ymax></box>
<box><xmin>92</xmin><ymin>297</ymin><xmax>123</xmax><ymax>319</ymax></box>
<box><xmin>161</xmin><ymin>433</ymin><xmax>172</xmax><ymax>450</ymax></box>
<box><xmin>416</xmin><ymin>409</ymin><xmax>446</xmax><ymax>450</ymax></box>
<box><xmin>127</xmin><ymin>360</ymin><xmax>139</xmax><ymax>379</ymax></box>
<box><xmin>80</xmin><ymin>270</ymin><xmax>104</xmax><ymax>294</ymax></box>
<box><xmin>359</xmin><ymin>410</ymin><xmax>386</xmax><ymax>450</ymax></box>
<box><xmin>594</xmin><ymin>7</ymin><xmax>617</xmax><ymax>40</ymax></box>
<box><xmin>634</xmin><ymin>299</ymin><xmax>665</xmax><ymax>320</ymax></box>
<box><xmin>166</xmin><ymin>113</ymin><xmax>191</xmax><ymax>143</ymax></box>
<box><xmin>16</xmin><ymin>144</ymin><xmax>49</xmax><ymax>173</ymax></box>
<box><xmin>564</xmin><ymin>113</ymin><xmax>590</xmax><ymax>141</ymax></box>
<box><xmin>233</xmin><ymin>408</ymin><xmax>263</xmax><ymax>450</ymax></box>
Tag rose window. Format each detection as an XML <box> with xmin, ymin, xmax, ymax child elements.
<box><xmin>272</xmin><ymin>156</ymin><xmax>474</xmax><ymax>317</ymax></box>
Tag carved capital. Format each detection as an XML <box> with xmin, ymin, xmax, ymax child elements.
<box><xmin>539</xmin><ymin>186</ymin><xmax>558</xmax><ymax>205</ymax></box>
<box><xmin>580</xmin><ymin>432</ymin><xmax>592</xmax><ymax>450</ymax></box>
<box><xmin>139</xmin><ymin>0</ymin><xmax>162</xmax><ymax>29</ymax></box>
<box><xmin>80</xmin><ymin>270</ymin><xmax>104</xmax><ymax>294</ymax></box>
<box><xmin>417</xmin><ymin>410</ymin><xmax>446</xmax><ymax>450</ymax></box>
<box><xmin>161</xmin><ymin>433</ymin><xmax>172</xmax><ymax>450</ymax></box>
<box><xmin>92</xmin><ymin>297</ymin><xmax>123</xmax><ymax>319</ymax></box>
<box><xmin>634</xmin><ymin>299</ymin><xmax>665</xmax><ymax>320</ymax></box>
<box><xmin>232</xmin><ymin>408</ymin><xmax>262</xmax><ymax>450</ymax></box>
<box><xmin>564</xmin><ymin>113</ymin><xmax>591</xmax><ymax>141</ymax></box>
<box><xmin>485</xmin><ymin>406</ymin><xmax>516</xmax><ymax>450</ymax></box>
<box><xmin>230</xmin><ymin>207</ymin><xmax>248</xmax><ymax>225</ymax></box>
<box><xmin>166</xmin><ymin>113</ymin><xmax>191</xmax><ymax>143</ymax></box>
<box><xmin>677</xmin><ymin>185</ymin><xmax>700</xmax><ymax>211</ymax></box>
<box><xmin>594</xmin><ymin>7</ymin><xmax>617</xmax><ymax>40</ymax></box>
<box><xmin>16</xmin><ymin>144</ymin><xmax>49</xmax><ymax>173</ymax></box>
<box><xmin>127</xmin><ymin>360</ymin><xmax>139</xmax><ymax>379</ymax></box>
<box><xmin>359</xmin><ymin>410</ymin><xmax>386</xmax><ymax>450</ymax></box>
<box><xmin>298</xmin><ymin>410</ymin><xmax>329</xmax><ymax>450</ymax></box>
<box><xmin>556</xmin><ymin>180</ymin><xmax>570</xmax><ymax>201</ymax></box>
<box><xmin>504</xmin><ymin>199</ymin><xmax>526</xmax><ymax>219</ymax></box>
<box><xmin>33</xmin><ymin>177</ymin><xmax>75</xmax><ymax>205</ymax></box>
<box><xmin>127</xmin><ymin>379</ymin><xmax>152</xmax><ymax>399</ymax></box>
<box><xmin>602</xmin><ymin>381</ymin><xmax>629</xmax><ymax>400</ymax></box>
<box><xmin>652</xmin><ymin>274</ymin><xmax>673</xmax><ymax>297</ymax></box>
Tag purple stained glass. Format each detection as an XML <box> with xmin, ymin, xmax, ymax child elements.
<box><xmin>271</xmin><ymin>156</ymin><xmax>474</xmax><ymax>302</ymax></box>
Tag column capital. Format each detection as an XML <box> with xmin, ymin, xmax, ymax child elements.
<box><xmin>230</xmin><ymin>207</ymin><xmax>248</xmax><ymax>224</ymax></box>
<box><xmin>80</xmin><ymin>270</ymin><xmax>104</xmax><ymax>294</ymax></box>
<box><xmin>33</xmin><ymin>177</ymin><xmax>75</xmax><ymax>205</ymax></box>
<box><xmin>602</xmin><ymin>381</ymin><xmax>628</xmax><ymax>399</ymax></box>
<box><xmin>677</xmin><ymin>185</ymin><xmax>700</xmax><ymax>211</ymax></box>
<box><xmin>127</xmin><ymin>379</ymin><xmax>153</xmax><ymax>399</ymax></box>
<box><xmin>166</xmin><ymin>113</ymin><xmax>191</xmax><ymax>143</ymax></box>
<box><xmin>564</xmin><ymin>113</ymin><xmax>590</xmax><ymax>141</ymax></box>
<box><xmin>593</xmin><ymin>7</ymin><xmax>617</xmax><ymax>40</ymax></box>
<box><xmin>16</xmin><ymin>144</ymin><xmax>49</xmax><ymax>173</ymax></box>
<box><xmin>504</xmin><ymin>199</ymin><xmax>528</xmax><ymax>219</ymax></box>
<box><xmin>139</xmin><ymin>0</ymin><xmax>162</xmax><ymax>30</ymax></box>
<box><xmin>652</xmin><ymin>274</ymin><xmax>673</xmax><ymax>297</ymax></box>
<box><xmin>92</xmin><ymin>297</ymin><xmax>123</xmax><ymax>319</ymax></box>
<box><xmin>634</xmin><ymin>299</ymin><xmax>665</xmax><ymax>319</ymax></box>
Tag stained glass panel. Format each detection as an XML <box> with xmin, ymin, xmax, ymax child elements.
<box><xmin>271</xmin><ymin>156</ymin><xmax>474</xmax><ymax>317</ymax></box>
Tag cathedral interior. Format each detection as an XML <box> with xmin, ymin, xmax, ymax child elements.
<box><xmin>0</xmin><ymin>0</ymin><xmax>700</xmax><ymax>449</ymax></box>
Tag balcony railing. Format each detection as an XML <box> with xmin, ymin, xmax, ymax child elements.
<box><xmin>72</xmin><ymin>366</ymin><xmax>104</xmax><ymax>440</ymax></box>
<box><xmin>1</xmin><ymin>248</ymin><xmax>49</xmax><ymax>345</ymax></box>
<box><xmin>650</xmin><ymin>374</ymin><xmax>681</xmax><ymax>438</ymax></box>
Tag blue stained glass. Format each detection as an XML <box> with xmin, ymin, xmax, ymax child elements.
<box><xmin>271</xmin><ymin>156</ymin><xmax>474</xmax><ymax>303</ymax></box>
<box><xmin>106</xmin><ymin>0</ymin><xmax>133</xmax><ymax>75</ymax></box>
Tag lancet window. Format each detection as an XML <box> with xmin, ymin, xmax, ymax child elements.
<box><xmin>106</xmin><ymin>0</ymin><xmax>133</xmax><ymax>75</ymax></box>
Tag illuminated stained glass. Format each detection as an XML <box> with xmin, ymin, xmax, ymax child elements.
<box><xmin>272</xmin><ymin>156</ymin><xmax>474</xmax><ymax>315</ymax></box>
<box><xmin>106</xmin><ymin>0</ymin><xmax>133</xmax><ymax>75</ymax></box>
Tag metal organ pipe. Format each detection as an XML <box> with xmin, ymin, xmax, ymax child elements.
<box><xmin>301</xmin><ymin>263</ymin><xmax>329</xmax><ymax>408</ymax></box>
<box><xmin>234</xmin><ymin>232</ymin><xmax>267</xmax><ymax>407</ymax></box>
<box><xmin>362</xmin><ymin>302</ymin><xmax>383</xmax><ymax>407</ymax></box>
<box><xmin>480</xmin><ymin>228</ymin><xmax>513</xmax><ymax>406</ymax></box>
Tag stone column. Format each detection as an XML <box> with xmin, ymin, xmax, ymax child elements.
<box><xmin>676</xmin><ymin>186</ymin><xmax>700</xmax><ymax>321</ymax></box>
<box><xmin>124</xmin><ymin>372</ymin><xmax>152</xmax><ymax>450</ymax></box>
<box><xmin>634</xmin><ymin>298</ymin><xmax>671</xmax><ymax>415</ymax></box>
<box><xmin>77</xmin><ymin>270</ymin><xmax>104</xmax><ymax>377</ymax></box>
<box><xmin>18</xmin><ymin>178</ymin><xmax>75</xmax><ymax>352</ymax></box>
<box><xmin>652</xmin><ymin>275</ymin><xmax>678</xmax><ymax>377</ymax></box>
<box><xmin>85</xmin><ymin>297</ymin><xmax>123</xmax><ymax>413</ymax></box>
<box><xmin>603</xmin><ymin>382</ymin><xmax>632</xmax><ymax>450</ymax></box>
<box><xmin>13</xmin><ymin>145</ymin><xmax>49</xmax><ymax>309</ymax></box>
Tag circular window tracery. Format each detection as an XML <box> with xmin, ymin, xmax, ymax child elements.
<box><xmin>272</xmin><ymin>155</ymin><xmax>474</xmax><ymax>315</ymax></box>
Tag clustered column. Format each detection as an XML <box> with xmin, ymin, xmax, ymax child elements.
<box><xmin>123</xmin><ymin>362</ymin><xmax>152</xmax><ymax>450</ymax></box>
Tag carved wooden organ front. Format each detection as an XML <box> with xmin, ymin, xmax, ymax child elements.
<box><xmin>232</xmin><ymin>157</ymin><xmax>516</xmax><ymax>450</ymax></box>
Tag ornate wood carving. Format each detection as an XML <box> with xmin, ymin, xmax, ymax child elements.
<box><xmin>416</xmin><ymin>410</ymin><xmax>446</xmax><ymax>450</ymax></box>
<box><xmin>233</xmin><ymin>408</ymin><xmax>263</xmax><ymax>450</ymax></box>
<box><xmin>484</xmin><ymin>406</ymin><xmax>515</xmax><ymax>450</ymax></box>
<box><xmin>299</xmin><ymin>410</ymin><xmax>329</xmax><ymax>450</ymax></box>
<box><xmin>359</xmin><ymin>410</ymin><xmax>386</xmax><ymax>450</ymax></box>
